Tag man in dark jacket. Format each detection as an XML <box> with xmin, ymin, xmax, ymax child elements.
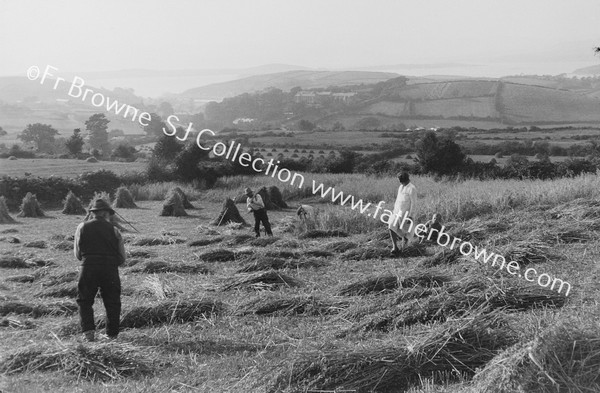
<box><xmin>74</xmin><ymin>199</ymin><xmax>126</xmax><ymax>342</ymax></box>
<box><xmin>245</xmin><ymin>187</ymin><xmax>273</xmax><ymax>237</ymax></box>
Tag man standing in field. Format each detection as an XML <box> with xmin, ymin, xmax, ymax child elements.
<box><xmin>389</xmin><ymin>172</ymin><xmax>417</xmax><ymax>255</ymax></box>
<box><xmin>245</xmin><ymin>187</ymin><xmax>273</xmax><ymax>237</ymax></box>
<box><xmin>74</xmin><ymin>199</ymin><xmax>126</xmax><ymax>342</ymax></box>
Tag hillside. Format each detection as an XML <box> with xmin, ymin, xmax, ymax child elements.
<box><xmin>351</xmin><ymin>80</ymin><xmax>600</xmax><ymax>125</ymax></box>
<box><xmin>179</xmin><ymin>70</ymin><xmax>399</xmax><ymax>100</ymax></box>
<box><xmin>573</xmin><ymin>64</ymin><xmax>600</xmax><ymax>75</ymax></box>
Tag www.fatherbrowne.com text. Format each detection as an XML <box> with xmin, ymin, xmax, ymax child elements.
<box><xmin>28</xmin><ymin>64</ymin><xmax>572</xmax><ymax>296</ymax></box>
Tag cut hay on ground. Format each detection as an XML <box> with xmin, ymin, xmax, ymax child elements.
<box><xmin>222</xmin><ymin>270</ymin><xmax>303</xmax><ymax>291</ymax></box>
<box><xmin>303</xmin><ymin>249</ymin><xmax>333</xmax><ymax>258</ymax></box>
<box><xmin>160</xmin><ymin>190</ymin><xmax>187</xmax><ymax>217</ymax></box>
<box><xmin>500</xmin><ymin>238</ymin><xmax>551</xmax><ymax>266</ymax></box>
<box><xmin>472</xmin><ymin>322</ymin><xmax>600</xmax><ymax>393</ymax></box>
<box><xmin>127</xmin><ymin>249</ymin><xmax>157</xmax><ymax>259</ymax></box>
<box><xmin>0</xmin><ymin>196</ymin><xmax>16</xmax><ymax>223</ymax></box>
<box><xmin>52</xmin><ymin>240</ymin><xmax>74</xmax><ymax>251</ymax></box>
<box><xmin>131</xmin><ymin>237</ymin><xmax>185</xmax><ymax>246</ymax></box>
<box><xmin>249</xmin><ymin>237</ymin><xmax>280</xmax><ymax>247</ymax></box>
<box><xmin>0</xmin><ymin>256</ymin><xmax>29</xmax><ymax>269</ymax></box>
<box><xmin>337</xmin><ymin>271</ymin><xmax>450</xmax><ymax>296</ymax></box>
<box><xmin>298</xmin><ymin>229</ymin><xmax>348</xmax><ymax>239</ymax></box>
<box><xmin>0</xmin><ymin>301</ymin><xmax>77</xmax><ymax>317</ymax></box>
<box><xmin>188</xmin><ymin>237</ymin><xmax>224</xmax><ymax>247</ymax></box>
<box><xmin>17</xmin><ymin>192</ymin><xmax>44</xmax><ymax>218</ymax></box>
<box><xmin>350</xmin><ymin>278</ymin><xmax>567</xmax><ymax>334</ymax></box>
<box><xmin>0</xmin><ymin>317</ymin><xmax>36</xmax><ymax>329</ymax></box>
<box><xmin>420</xmin><ymin>248</ymin><xmax>463</xmax><ymax>268</ymax></box>
<box><xmin>0</xmin><ymin>342</ymin><xmax>155</xmax><ymax>381</ymax></box>
<box><xmin>3</xmin><ymin>236</ymin><xmax>20</xmax><ymax>243</ymax></box>
<box><xmin>325</xmin><ymin>240</ymin><xmax>358</xmax><ymax>253</ymax></box>
<box><xmin>270</xmin><ymin>314</ymin><xmax>516</xmax><ymax>393</ymax></box>
<box><xmin>342</xmin><ymin>243</ymin><xmax>427</xmax><ymax>261</ymax></box>
<box><xmin>0</xmin><ymin>228</ymin><xmax>18</xmax><ymax>234</ymax></box>
<box><xmin>36</xmin><ymin>283</ymin><xmax>78</xmax><ymax>298</ymax></box>
<box><xmin>240</xmin><ymin>295</ymin><xmax>348</xmax><ymax>316</ymax></box>
<box><xmin>40</xmin><ymin>271</ymin><xmax>78</xmax><ymax>287</ymax></box>
<box><xmin>172</xmin><ymin>186</ymin><xmax>194</xmax><ymax>209</ymax></box>
<box><xmin>113</xmin><ymin>186</ymin><xmax>137</xmax><ymax>208</ymax></box>
<box><xmin>61</xmin><ymin>191</ymin><xmax>86</xmax><ymax>215</ymax></box>
<box><xmin>23</xmin><ymin>240</ymin><xmax>47</xmax><ymax>248</ymax></box>
<box><xmin>267</xmin><ymin>186</ymin><xmax>287</xmax><ymax>209</ymax></box>
<box><xmin>140</xmin><ymin>275</ymin><xmax>175</xmax><ymax>300</ymax></box>
<box><xmin>131</xmin><ymin>260</ymin><xmax>211</xmax><ymax>274</ymax></box>
<box><xmin>5</xmin><ymin>274</ymin><xmax>36</xmax><ymax>283</ymax></box>
<box><xmin>547</xmin><ymin>198</ymin><xmax>600</xmax><ymax>220</ymax></box>
<box><xmin>211</xmin><ymin>198</ymin><xmax>247</xmax><ymax>226</ymax></box>
<box><xmin>120</xmin><ymin>299</ymin><xmax>224</xmax><ymax>328</ymax></box>
<box><xmin>236</xmin><ymin>257</ymin><xmax>327</xmax><ymax>273</ymax></box>
<box><xmin>224</xmin><ymin>234</ymin><xmax>254</xmax><ymax>245</ymax></box>
<box><xmin>196</xmin><ymin>248</ymin><xmax>236</xmax><ymax>262</ymax></box>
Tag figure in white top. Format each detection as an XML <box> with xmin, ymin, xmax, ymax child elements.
<box><xmin>388</xmin><ymin>172</ymin><xmax>417</xmax><ymax>255</ymax></box>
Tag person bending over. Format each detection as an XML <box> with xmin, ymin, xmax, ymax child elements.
<box><xmin>245</xmin><ymin>187</ymin><xmax>273</xmax><ymax>237</ymax></box>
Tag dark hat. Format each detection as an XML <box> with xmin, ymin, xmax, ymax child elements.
<box><xmin>89</xmin><ymin>199</ymin><xmax>115</xmax><ymax>215</ymax></box>
<box><xmin>244</xmin><ymin>187</ymin><xmax>253</xmax><ymax>195</ymax></box>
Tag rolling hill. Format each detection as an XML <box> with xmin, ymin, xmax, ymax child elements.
<box><xmin>179</xmin><ymin>70</ymin><xmax>399</xmax><ymax>101</ymax></box>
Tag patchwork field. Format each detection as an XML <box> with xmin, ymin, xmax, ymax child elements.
<box><xmin>1</xmin><ymin>173</ymin><xmax>600</xmax><ymax>392</ymax></box>
<box><xmin>1</xmin><ymin>159</ymin><xmax>146</xmax><ymax>178</ymax></box>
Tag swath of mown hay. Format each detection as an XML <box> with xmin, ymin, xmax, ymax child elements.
<box><xmin>239</xmin><ymin>295</ymin><xmax>349</xmax><ymax>316</ymax></box>
<box><xmin>196</xmin><ymin>248</ymin><xmax>236</xmax><ymax>262</ymax></box>
<box><xmin>211</xmin><ymin>198</ymin><xmax>247</xmax><ymax>226</ymax></box>
<box><xmin>61</xmin><ymin>190</ymin><xmax>86</xmax><ymax>215</ymax></box>
<box><xmin>236</xmin><ymin>256</ymin><xmax>327</xmax><ymax>273</ymax></box>
<box><xmin>343</xmin><ymin>243</ymin><xmax>426</xmax><ymax>261</ymax></box>
<box><xmin>249</xmin><ymin>237</ymin><xmax>279</xmax><ymax>247</ymax></box>
<box><xmin>188</xmin><ymin>237</ymin><xmax>224</xmax><ymax>247</ymax></box>
<box><xmin>0</xmin><ymin>301</ymin><xmax>77</xmax><ymax>317</ymax></box>
<box><xmin>222</xmin><ymin>270</ymin><xmax>302</xmax><ymax>291</ymax></box>
<box><xmin>298</xmin><ymin>229</ymin><xmax>348</xmax><ymax>239</ymax></box>
<box><xmin>325</xmin><ymin>240</ymin><xmax>358</xmax><ymax>253</ymax></box>
<box><xmin>23</xmin><ymin>240</ymin><xmax>47</xmax><ymax>248</ymax></box>
<box><xmin>36</xmin><ymin>283</ymin><xmax>78</xmax><ymax>298</ymax></box>
<box><xmin>127</xmin><ymin>249</ymin><xmax>157</xmax><ymax>258</ymax></box>
<box><xmin>472</xmin><ymin>322</ymin><xmax>600</xmax><ymax>393</ymax></box>
<box><xmin>269</xmin><ymin>314</ymin><xmax>516</xmax><ymax>393</ymax></box>
<box><xmin>113</xmin><ymin>186</ymin><xmax>137</xmax><ymax>208</ymax></box>
<box><xmin>119</xmin><ymin>299</ymin><xmax>224</xmax><ymax>328</ymax></box>
<box><xmin>547</xmin><ymin>198</ymin><xmax>600</xmax><ymax>220</ymax></box>
<box><xmin>0</xmin><ymin>317</ymin><xmax>36</xmax><ymax>329</ymax></box>
<box><xmin>0</xmin><ymin>196</ymin><xmax>16</xmax><ymax>223</ymax></box>
<box><xmin>0</xmin><ymin>342</ymin><xmax>156</xmax><ymax>381</ymax></box>
<box><xmin>419</xmin><ymin>247</ymin><xmax>463</xmax><ymax>268</ymax></box>
<box><xmin>348</xmin><ymin>277</ymin><xmax>567</xmax><ymax>334</ymax></box>
<box><xmin>17</xmin><ymin>192</ymin><xmax>44</xmax><ymax>218</ymax></box>
<box><xmin>132</xmin><ymin>236</ymin><xmax>185</xmax><ymax>246</ymax></box>
<box><xmin>337</xmin><ymin>271</ymin><xmax>450</xmax><ymax>296</ymax></box>
<box><xmin>0</xmin><ymin>256</ymin><xmax>30</xmax><ymax>269</ymax></box>
<box><xmin>131</xmin><ymin>260</ymin><xmax>211</xmax><ymax>274</ymax></box>
<box><xmin>52</xmin><ymin>240</ymin><xmax>74</xmax><ymax>251</ymax></box>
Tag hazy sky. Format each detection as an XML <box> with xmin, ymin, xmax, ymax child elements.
<box><xmin>1</xmin><ymin>0</ymin><xmax>599</xmax><ymax>75</ymax></box>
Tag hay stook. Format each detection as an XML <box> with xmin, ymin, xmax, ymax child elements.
<box><xmin>211</xmin><ymin>198</ymin><xmax>247</xmax><ymax>226</ymax></box>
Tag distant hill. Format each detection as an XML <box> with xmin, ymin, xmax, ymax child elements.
<box><xmin>350</xmin><ymin>79</ymin><xmax>600</xmax><ymax>125</ymax></box>
<box><xmin>179</xmin><ymin>70</ymin><xmax>399</xmax><ymax>101</ymax></box>
<box><xmin>573</xmin><ymin>64</ymin><xmax>600</xmax><ymax>75</ymax></box>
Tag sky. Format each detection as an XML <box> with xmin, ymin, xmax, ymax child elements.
<box><xmin>1</xmin><ymin>0</ymin><xmax>599</xmax><ymax>76</ymax></box>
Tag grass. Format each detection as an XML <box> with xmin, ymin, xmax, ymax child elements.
<box><xmin>1</xmin><ymin>173</ymin><xmax>600</xmax><ymax>392</ymax></box>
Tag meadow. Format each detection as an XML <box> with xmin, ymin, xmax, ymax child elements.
<box><xmin>1</xmin><ymin>170</ymin><xmax>600</xmax><ymax>392</ymax></box>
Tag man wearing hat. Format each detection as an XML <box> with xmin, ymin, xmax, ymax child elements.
<box><xmin>74</xmin><ymin>199</ymin><xmax>126</xmax><ymax>342</ymax></box>
<box><xmin>245</xmin><ymin>187</ymin><xmax>273</xmax><ymax>237</ymax></box>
